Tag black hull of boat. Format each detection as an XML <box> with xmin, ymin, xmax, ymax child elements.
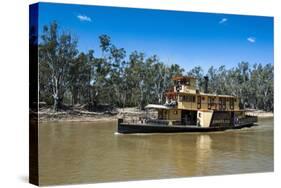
<box><xmin>117</xmin><ymin>119</ymin><xmax>256</xmax><ymax>134</ymax></box>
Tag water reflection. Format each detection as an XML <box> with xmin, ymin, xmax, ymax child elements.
<box><xmin>196</xmin><ymin>135</ymin><xmax>213</xmax><ymax>165</ymax></box>
<box><xmin>39</xmin><ymin>118</ymin><xmax>273</xmax><ymax>185</ymax></box>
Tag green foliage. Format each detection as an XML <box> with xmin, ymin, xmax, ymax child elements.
<box><xmin>207</xmin><ymin>62</ymin><xmax>274</xmax><ymax>111</ymax></box>
<box><xmin>39</xmin><ymin>21</ymin><xmax>78</xmax><ymax>111</ymax></box>
<box><xmin>39</xmin><ymin>22</ymin><xmax>274</xmax><ymax>112</ymax></box>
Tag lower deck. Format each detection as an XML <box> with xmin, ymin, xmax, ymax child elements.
<box><xmin>117</xmin><ymin>119</ymin><xmax>257</xmax><ymax>134</ymax></box>
<box><xmin>118</xmin><ymin>109</ymin><xmax>258</xmax><ymax>134</ymax></box>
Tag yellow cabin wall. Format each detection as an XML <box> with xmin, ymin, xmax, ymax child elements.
<box><xmin>234</xmin><ymin>101</ymin><xmax>239</xmax><ymax>110</ymax></box>
<box><xmin>177</xmin><ymin>94</ymin><xmax>240</xmax><ymax>111</ymax></box>
<box><xmin>168</xmin><ymin>109</ymin><xmax>181</xmax><ymax>120</ymax></box>
<box><xmin>159</xmin><ymin>109</ymin><xmax>181</xmax><ymax>120</ymax></box>
<box><xmin>178</xmin><ymin>101</ymin><xmax>198</xmax><ymax>110</ymax></box>
<box><xmin>174</xmin><ymin>79</ymin><xmax>197</xmax><ymax>94</ymax></box>
<box><xmin>200</xmin><ymin>100</ymin><xmax>209</xmax><ymax>110</ymax></box>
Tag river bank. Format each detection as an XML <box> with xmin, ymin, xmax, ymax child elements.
<box><xmin>38</xmin><ymin>107</ymin><xmax>157</xmax><ymax>122</ymax></box>
<box><xmin>245</xmin><ymin>109</ymin><xmax>274</xmax><ymax>118</ymax></box>
<box><xmin>38</xmin><ymin>106</ymin><xmax>273</xmax><ymax>122</ymax></box>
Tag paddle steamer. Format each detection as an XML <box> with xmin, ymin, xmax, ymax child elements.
<box><xmin>118</xmin><ymin>76</ymin><xmax>257</xmax><ymax>133</ymax></box>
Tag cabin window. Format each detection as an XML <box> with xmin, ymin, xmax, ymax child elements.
<box><xmin>179</xmin><ymin>96</ymin><xmax>183</xmax><ymax>102</ymax></box>
<box><xmin>219</xmin><ymin>97</ymin><xmax>226</xmax><ymax>110</ymax></box>
<box><xmin>230</xmin><ymin>98</ymin><xmax>234</xmax><ymax>109</ymax></box>
<box><xmin>158</xmin><ymin>110</ymin><xmax>163</xmax><ymax>119</ymax></box>
<box><xmin>197</xmin><ymin>96</ymin><xmax>201</xmax><ymax>109</ymax></box>
<box><xmin>180</xmin><ymin>80</ymin><xmax>185</xmax><ymax>85</ymax></box>
<box><xmin>190</xmin><ymin>95</ymin><xmax>195</xmax><ymax>102</ymax></box>
<box><xmin>198</xmin><ymin>112</ymin><xmax>201</xmax><ymax>118</ymax></box>
<box><xmin>222</xmin><ymin>98</ymin><xmax>226</xmax><ymax>109</ymax></box>
<box><xmin>219</xmin><ymin>97</ymin><xmax>223</xmax><ymax>110</ymax></box>
<box><xmin>208</xmin><ymin>97</ymin><xmax>212</xmax><ymax>109</ymax></box>
<box><xmin>211</xmin><ymin>97</ymin><xmax>215</xmax><ymax>105</ymax></box>
<box><xmin>182</xmin><ymin>95</ymin><xmax>195</xmax><ymax>102</ymax></box>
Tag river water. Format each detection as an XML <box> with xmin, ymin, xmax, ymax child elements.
<box><xmin>39</xmin><ymin>118</ymin><xmax>273</xmax><ymax>185</ymax></box>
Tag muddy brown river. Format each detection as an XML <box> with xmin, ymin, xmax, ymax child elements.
<box><xmin>38</xmin><ymin>117</ymin><xmax>273</xmax><ymax>185</ymax></box>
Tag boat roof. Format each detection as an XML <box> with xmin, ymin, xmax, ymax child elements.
<box><xmin>172</xmin><ymin>76</ymin><xmax>196</xmax><ymax>81</ymax></box>
<box><xmin>178</xmin><ymin>92</ymin><xmax>238</xmax><ymax>98</ymax></box>
<box><xmin>199</xmin><ymin>92</ymin><xmax>237</xmax><ymax>98</ymax></box>
<box><xmin>145</xmin><ymin>104</ymin><xmax>174</xmax><ymax>110</ymax></box>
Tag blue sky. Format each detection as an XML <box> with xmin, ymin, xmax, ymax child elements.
<box><xmin>37</xmin><ymin>2</ymin><xmax>273</xmax><ymax>72</ymax></box>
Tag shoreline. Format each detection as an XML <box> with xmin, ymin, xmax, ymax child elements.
<box><xmin>245</xmin><ymin>110</ymin><xmax>274</xmax><ymax>118</ymax></box>
<box><xmin>38</xmin><ymin>107</ymin><xmax>273</xmax><ymax>123</ymax></box>
<box><xmin>38</xmin><ymin>107</ymin><xmax>156</xmax><ymax>123</ymax></box>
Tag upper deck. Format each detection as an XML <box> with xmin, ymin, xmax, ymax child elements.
<box><xmin>165</xmin><ymin>76</ymin><xmax>240</xmax><ymax>111</ymax></box>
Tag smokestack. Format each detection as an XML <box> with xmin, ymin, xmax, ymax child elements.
<box><xmin>204</xmin><ymin>76</ymin><xmax>209</xmax><ymax>93</ymax></box>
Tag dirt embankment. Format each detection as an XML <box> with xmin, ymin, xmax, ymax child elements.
<box><xmin>38</xmin><ymin>107</ymin><xmax>155</xmax><ymax>122</ymax></box>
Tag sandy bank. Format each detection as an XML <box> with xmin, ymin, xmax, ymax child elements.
<box><xmin>38</xmin><ymin>107</ymin><xmax>156</xmax><ymax>122</ymax></box>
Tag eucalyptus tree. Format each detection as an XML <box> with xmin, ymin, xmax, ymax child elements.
<box><xmin>99</xmin><ymin>34</ymin><xmax>111</xmax><ymax>57</ymax></box>
<box><xmin>235</xmin><ymin>62</ymin><xmax>250</xmax><ymax>107</ymax></box>
<box><xmin>169</xmin><ymin>64</ymin><xmax>185</xmax><ymax>77</ymax></box>
<box><xmin>187</xmin><ymin>66</ymin><xmax>204</xmax><ymax>90</ymax></box>
<box><xmin>125</xmin><ymin>51</ymin><xmax>146</xmax><ymax>108</ymax></box>
<box><xmin>207</xmin><ymin>66</ymin><xmax>218</xmax><ymax>94</ymax></box>
<box><xmin>68</xmin><ymin>53</ymin><xmax>84</xmax><ymax>104</ymax></box>
<box><xmin>86</xmin><ymin>35</ymin><xmax>112</xmax><ymax>108</ymax></box>
<box><xmin>152</xmin><ymin>60</ymin><xmax>168</xmax><ymax>104</ymax></box>
<box><xmin>67</xmin><ymin>52</ymin><xmax>93</xmax><ymax>105</ymax></box>
<box><xmin>251</xmin><ymin>63</ymin><xmax>273</xmax><ymax>111</ymax></box>
<box><xmin>38</xmin><ymin>22</ymin><xmax>273</xmax><ymax>112</ymax></box>
<box><xmin>108</xmin><ymin>45</ymin><xmax>127</xmax><ymax>107</ymax></box>
<box><xmin>39</xmin><ymin>21</ymin><xmax>78</xmax><ymax>111</ymax></box>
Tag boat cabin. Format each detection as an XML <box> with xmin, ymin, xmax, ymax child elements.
<box><xmin>145</xmin><ymin>76</ymin><xmax>244</xmax><ymax>128</ymax></box>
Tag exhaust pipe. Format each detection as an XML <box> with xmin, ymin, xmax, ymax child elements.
<box><xmin>204</xmin><ymin>76</ymin><xmax>209</xmax><ymax>93</ymax></box>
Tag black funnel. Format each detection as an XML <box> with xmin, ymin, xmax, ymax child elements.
<box><xmin>204</xmin><ymin>76</ymin><xmax>209</xmax><ymax>93</ymax></box>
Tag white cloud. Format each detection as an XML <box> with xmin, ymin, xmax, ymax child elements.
<box><xmin>77</xmin><ymin>14</ymin><xmax>92</xmax><ymax>22</ymax></box>
<box><xmin>247</xmin><ymin>37</ymin><xmax>256</xmax><ymax>43</ymax></box>
<box><xmin>219</xmin><ymin>18</ymin><xmax>228</xmax><ymax>24</ymax></box>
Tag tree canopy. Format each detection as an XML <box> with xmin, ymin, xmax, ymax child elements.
<box><xmin>39</xmin><ymin>21</ymin><xmax>274</xmax><ymax>112</ymax></box>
